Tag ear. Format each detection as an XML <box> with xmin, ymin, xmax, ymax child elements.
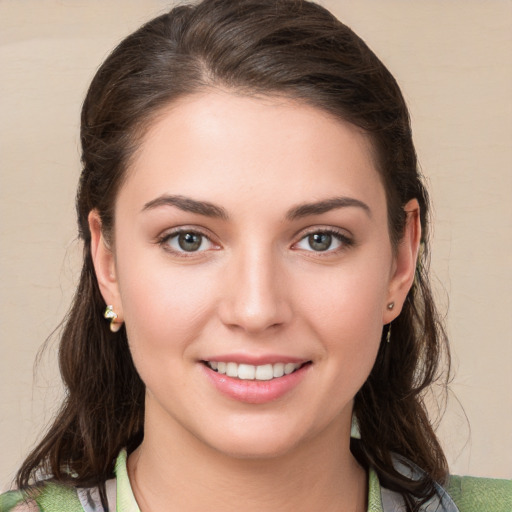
<box><xmin>89</xmin><ymin>210</ymin><xmax>123</xmax><ymax>324</ymax></box>
<box><xmin>383</xmin><ymin>199</ymin><xmax>421</xmax><ymax>324</ymax></box>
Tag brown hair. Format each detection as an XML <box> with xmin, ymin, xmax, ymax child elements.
<box><xmin>17</xmin><ymin>1</ymin><xmax>450</xmax><ymax>510</ymax></box>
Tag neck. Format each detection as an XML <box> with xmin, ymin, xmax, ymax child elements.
<box><xmin>128</xmin><ymin>404</ymin><xmax>367</xmax><ymax>512</ymax></box>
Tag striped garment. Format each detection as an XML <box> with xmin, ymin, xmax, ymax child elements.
<box><xmin>1</xmin><ymin>450</ymin><xmax>510</xmax><ymax>511</ymax></box>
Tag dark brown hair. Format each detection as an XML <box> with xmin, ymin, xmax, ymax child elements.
<box><xmin>17</xmin><ymin>1</ymin><xmax>450</xmax><ymax>510</ymax></box>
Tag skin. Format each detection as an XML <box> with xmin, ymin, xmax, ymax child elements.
<box><xmin>90</xmin><ymin>91</ymin><xmax>421</xmax><ymax>512</ymax></box>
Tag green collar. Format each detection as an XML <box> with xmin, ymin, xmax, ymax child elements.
<box><xmin>115</xmin><ymin>449</ymin><xmax>140</xmax><ymax>512</ymax></box>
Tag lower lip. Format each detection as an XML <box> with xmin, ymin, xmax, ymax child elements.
<box><xmin>201</xmin><ymin>363</ymin><xmax>311</xmax><ymax>404</ymax></box>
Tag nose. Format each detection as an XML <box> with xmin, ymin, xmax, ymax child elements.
<box><xmin>218</xmin><ymin>246</ymin><xmax>293</xmax><ymax>335</ymax></box>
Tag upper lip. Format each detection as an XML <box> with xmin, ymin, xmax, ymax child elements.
<box><xmin>201</xmin><ymin>354</ymin><xmax>310</xmax><ymax>365</ymax></box>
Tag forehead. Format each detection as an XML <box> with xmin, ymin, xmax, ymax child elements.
<box><xmin>120</xmin><ymin>91</ymin><xmax>385</xmax><ymax>216</ymax></box>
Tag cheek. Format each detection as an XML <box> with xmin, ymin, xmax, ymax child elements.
<box><xmin>297</xmin><ymin>258</ymin><xmax>390</xmax><ymax>337</ymax></box>
<box><xmin>295</xmin><ymin>258</ymin><xmax>389</xmax><ymax>383</ymax></box>
<box><xmin>114</xmin><ymin>248</ymin><xmax>216</xmax><ymax>362</ymax></box>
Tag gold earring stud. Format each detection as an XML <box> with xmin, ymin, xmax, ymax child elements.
<box><xmin>387</xmin><ymin>302</ymin><xmax>395</xmax><ymax>310</ymax></box>
<box><xmin>104</xmin><ymin>305</ymin><xmax>122</xmax><ymax>333</ymax></box>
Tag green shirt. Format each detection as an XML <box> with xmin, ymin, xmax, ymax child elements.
<box><xmin>1</xmin><ymin>450</ymin><xmax>510</xmax><ymax>511</ymax></box>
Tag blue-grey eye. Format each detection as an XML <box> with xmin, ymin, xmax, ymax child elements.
<box><xmin>166</xmin><ymin>231</ymin><xmax>211</xmax><ymax>252</ymax></box>
<box><xmin>179</xmin><ymin>232</ymin><xmax>202</xmax><ymax>251</ymax></box>
<box><xmin>296</xmin><ymin>231</ymin><xmax>343</xmax><ymax>252</ymax></box>
<box><xmin>308</xmin><ymin>233</ymin><xmax>332</xmax><ymax>251</ymax></box>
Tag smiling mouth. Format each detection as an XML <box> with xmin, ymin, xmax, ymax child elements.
<box><xmin>203</xmin><ymin>361</ymin><xmax>311</xmax><ymax>381</ymax></box>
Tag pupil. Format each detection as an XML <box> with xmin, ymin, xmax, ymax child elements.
<box><xmin>178</xmin><ymin>232</ymin><xmax>202</xmax><ymax>251</ymax></box>
<box><xmin>309</xmin><ymin>233</ymin><xmax>331</xmax><ymax>251</ymax></box>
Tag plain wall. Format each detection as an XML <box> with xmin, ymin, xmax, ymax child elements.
<box><xmin>1</xmin><ymin>0</ymin><xmax>511</xmax><ymax>488</ymax></box>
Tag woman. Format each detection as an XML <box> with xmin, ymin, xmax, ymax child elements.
<box><xmin>1</xmin><ymin>0</ymin><xmax>509</xmax><ymax>511</ymax></box>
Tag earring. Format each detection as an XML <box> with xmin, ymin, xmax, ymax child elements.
<box><xmin>104</xmin><ymin>305</ymin><xmax>122</xmax><ymax>333</ymax></box>
<box><xmin>385</xmin><ymin>302</ymin><xmax>394</xmax><ymax>343</ymax></box>
<box><xmin>386</xmin><ymin>322</ymin><xmax>392</xmax><ymax>343</ymax></box>
<box><xmin>386</xmin><ymin>302</ymin><xmax>394</xmax><ymax>342</ymax></box>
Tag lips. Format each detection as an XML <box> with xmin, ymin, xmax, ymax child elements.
<box><xmin>201</xmin><ymin>358</ymin><xmax>312</xmax><ymax>404</ymax></box>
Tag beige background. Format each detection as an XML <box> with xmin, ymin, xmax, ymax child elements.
<box><xmin>1</xmin><ymin>0</ymin><xmax>511</xmax><ymax>489</ymax></box>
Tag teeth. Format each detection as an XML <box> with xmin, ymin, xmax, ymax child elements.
<box><xmin>284</xmin><ymin>363</ymin><xmax>297</xmax><ymax>375</ymax></box>
<box><xmin>273</xmin><ymin>363</ymin><xmax>284</xmax><ymax>378</ymax></box>
<box><xmin>237</xmin><ymin>364</ymin><xmax>255</xmax><ymax>380</ymax></box>
<box><xmin>207</xmin><ymin>361</ymin><xmax>303</xmax><ymax>380</ymax></box>
<box><xmin>226</xmin><ymin>362</ymin><xmax>238</xmax><ymax>378</ymax></box>
<box><xmin>255</xmin><ymin>364</ymin><xmax>273</xmax><ymax>381</ymax></box>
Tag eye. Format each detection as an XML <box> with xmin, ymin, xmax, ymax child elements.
<box><xmin>161</xmin><ymin>230</ymin><xmax>216</xmax><ymax>253</ymax></box>
<box><xmin>294</xmin><ymin>230</ymin><xmax>350</xmax><ymax>252</ymax></box>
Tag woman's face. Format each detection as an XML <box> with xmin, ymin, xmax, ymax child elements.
<box><xmin>91</xmin><ymin>91</ymin><xmax>419</xmax><ymax>458</ymax></box>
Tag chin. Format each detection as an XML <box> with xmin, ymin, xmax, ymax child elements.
<box><xmin>210</xmin><ymin>433</ymin><xmax>303</xmax><ymax>461</ymax></box>
<box><xmin>197</xmin><ymin>414</ymin><xmax>328</xmax><ymax>462</ymax></box>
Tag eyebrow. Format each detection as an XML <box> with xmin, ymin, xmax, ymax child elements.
<box><xmin>142</xmin><ymin>194</ymin><xmax>370</xmax><ymax>221</ymax></box>
<box><xmin>142</xmin><ymin>195</ymin><xmax>228</xmax><ymax>219</ymax></box>
<box><xmin>285</xmin><ymin>196</ymin><xmax>371</xmax><ymax>220</ymax></box>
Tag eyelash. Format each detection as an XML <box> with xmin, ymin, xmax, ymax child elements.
<box><xmin>156</xmin><ymin>227</ymin><xmax>353</xmax><ymax>257</ymax></box>
<box><xmin>293</xmin><ymin>228</ymin><xmax>354</xmax><ymax>255</ymax></box>
<box><xmin>157</xmin><ymin>228</ymin><xmax>218</xmax><ymax>258</ymax></box>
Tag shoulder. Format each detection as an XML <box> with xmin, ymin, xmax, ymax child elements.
<box><xmin>384</xmin><ymin>455</ymin><xmax>511</xmax><ymax>512</ymax></box>
<box><xmin>0</xmin><ymin>482</ymin><xmax>83</xmax><ymax>512</ymax></box>
<box><xmin>446</xmin><ymin>475</ymin><xmax>512</xmax><ymax>512</ymax></box>
<box><xmin>0</xmin><ymin>489</ymin><xmax>38</xmax><ymax>512</ymax></box>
